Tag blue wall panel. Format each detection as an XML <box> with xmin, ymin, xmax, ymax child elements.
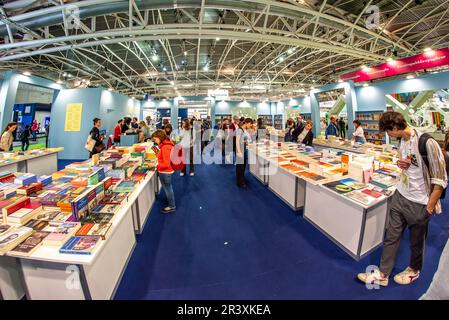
<box><xmin>49</xmin><ymin>88</ymin><xmax>102</xmax><ymax>159</ymax></box>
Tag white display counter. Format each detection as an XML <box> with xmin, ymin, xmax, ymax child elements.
<box><xmin>0</xmin><ymin>150</ymin><xmax>60</xmax><ymax>176</ymax></box>
<box><xmin>1</xmin><ymin>172</ymin><xmax>155</xmax><ymax>300</ymax></box>
<box><xmin>248</xmin><ymin>148</ymin><xmax>269</xmax><ymax>185</ymax></box>
<box><xmin>304</xmin><ymin>181</ymin><xmax>389</xmax><ymax>260</ymax></box>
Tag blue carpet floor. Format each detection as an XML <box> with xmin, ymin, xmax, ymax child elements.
<box><xmin>59</xmin><ymin>160</ymin><xmax>449</xmax><ymax>299</ymax></box>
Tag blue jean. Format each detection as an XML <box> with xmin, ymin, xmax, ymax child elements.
<box><xmin>159</xmin><ymin>173</ymin><xmax>176</xmax><ymax>208</ymax></box>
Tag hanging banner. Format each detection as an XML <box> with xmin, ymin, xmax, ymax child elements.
<box><xmin>64</xmin><ymin>103</ymin><xmax>83</xmax><ymax>131</ymax></box>
<box><xmin>340</xmin><ymin>48</ymin><xmax>449</xmax><ymax>82</ymax></box>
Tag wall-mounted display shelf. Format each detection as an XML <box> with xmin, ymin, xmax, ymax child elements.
<box><xmin>355</xmin><ymin>111</ymin><xmax>386</xmax><ymax>145</ymax></box>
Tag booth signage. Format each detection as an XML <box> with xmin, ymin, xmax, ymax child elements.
<box><xmin>208</xmin><ymin>89</ymin><xmax>229</xmax><ymax>98</ymax></box>
<box><xmin>340</xmin><ymin>48</ymin><xmax>449</xmax><ymax>82</ymax></box>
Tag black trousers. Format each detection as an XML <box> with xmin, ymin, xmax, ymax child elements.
<box><xmin>236</xmin><ymin>151</ymin><xmax>247</xmax><ymax>186</ymax></box>
<box><xmin>181</xmin><ymin>146</ymin><xmax>194</xmax><ymax>174</ymax></box>
<box><xmin>380</xmin><ymin>191</ymin><xmax>430</xmax><ymax>275</ymax></box>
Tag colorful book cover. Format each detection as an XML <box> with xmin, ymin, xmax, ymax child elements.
<box><xmin>362</xmin><ymin>189</ymin><xmax>383</xmax><ymax>198</ymax></box>
<box><xmin>24</xmin><ymin>219</ymin><xmax>49</xmax><ymax>231</ymax></box>
<box><xmin>10</xmin><ymin>231</ymin><xmax>50</xmax><ymax>256</ymax></box>
<box><xmin>339</xmin><ymin>178</ymin><xmax>367</xmax><ymax>190</ymax></box>
<box><xmin>323</xmin><ymin>181</ymin><xmax>354</xmax><ymax>194</ymax></box>
<box><xmin>345</xmin><ymin>190</ymin><xmax>377</xmax><ymax>206</ymax></box>
<box><xmin>59</xmin><ymin>236</ymin><xmax>102</xmax><ymax>255</ymax></box>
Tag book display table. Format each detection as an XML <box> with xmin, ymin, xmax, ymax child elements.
<box><xmin>248</xmin><ymin>141</ymin><xmax>394</xmax><ymax>260</ymax></box>
<box><xmin>0</xmin><ymin>150</ymin><xmax>60</xmax><ymax>176</ymax></box>
<box><xmin>0</xmin><ymin>172</ymin><xmax>156</xmax><ymax>300</ymax></box>
<box><xmin>248</xmin><ymin>147</ymin><xmax>305</xmax><ymax>210</ymax></box>
<box><xmin>248</xmin><ymin>147</ymin><xmax>269</xmax><ymax>185</ymax></box>
<box><xmin>304</xmin><ymin>182</ymin><xmax>389</xmax><ymax>260</ymax></box>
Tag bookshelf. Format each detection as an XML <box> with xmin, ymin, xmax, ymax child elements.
<box><xmin>258</xmin><ymin>115</ymin><xmax>273</xmax><ymax>127</ymax></box>
<box><xmin>274</xmin><ymin>115</ymin><xmax>283</xmax><ymax>130</ymax></box>
<box><xmin>355</xmin><ymin>111</ymin><xmax>386</xmax><ymax>145</ymax></box>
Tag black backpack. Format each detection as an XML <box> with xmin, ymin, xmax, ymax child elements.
<box><xmin>418</xmin><ymin>133</ymin><xmax>449</xmax><ymax>199</ymax></box>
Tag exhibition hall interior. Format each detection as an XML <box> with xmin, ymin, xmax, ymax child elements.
<box><xmin>1</xmin><ymin>0</ymin><xmax>449</xmax><ymax>301</ymax></box>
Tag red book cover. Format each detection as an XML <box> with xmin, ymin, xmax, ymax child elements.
<box><xmin>362</xmin><ymin>189</ymin><xmax>382</xmax><ymax>198</ymax></box>
<box><xmin>23</xmin><ymin>200</ymin><xmax>42</xmax><ymax>210</ymax></box>
<box><xmin>103</xmin><ymin>177</ymin><xmax>112</xmax><ymax>190</ymax></box>
<box><xmin>87</xmin><ymin>190</ymin><xmax>96</xmax><ymax>202</ymax></box>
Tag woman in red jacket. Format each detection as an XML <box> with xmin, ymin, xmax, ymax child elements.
<box><xmin>152</xmin><ymin>129</ymin><xmax>176</xmax><ymax>213</ymax></box>
<box><xmin>113</xmin><ymin>119</ymin><xmax>123</xmax><ymax>144</ymax></box>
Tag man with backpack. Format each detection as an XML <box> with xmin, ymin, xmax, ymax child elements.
<box><xmin>358</xmin><ymin>111</ymin><xmax>448</xmax><ymax>287</ymax></box>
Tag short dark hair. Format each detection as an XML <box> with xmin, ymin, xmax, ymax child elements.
<box><xmin>353</xmin><ymin>120</ymin><xmax>361</xmax><ymax>126</ymax></box>
<box><xmin>93</xmin><ymin>118</ymin><xmax>101</xmax><ymax>124</ymax></box>
<box><xmin>379</xmin><ymin>111</ymin><xmax>407</xmax><ymax>132</ymax></box>
<box><xmin>244</xmin><ymin>118</ymin><xmax>253</xmax><ymax>124</ymax></box>
<box><xmin>117</xmin><ymin>119</ymin><xmax>122</xmax><ymax>124</ymax></box>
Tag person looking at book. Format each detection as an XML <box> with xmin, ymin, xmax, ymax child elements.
<box><xmin>284</xmin><ymin>118</ymin><xmax>295</xmax><ymax>142</ymax></box>
<box><xmin>131</xmin><ymin>117</ymin><xmax>139</xmax><ymax>129</ymax></box>
<box><xmin>352</xmin><ymin>120</ymin><xmax>366</xmax><ymax>144</ymax></box>
<box><xmin>236</xmin><ymin>118</ymin><xmax>253</xmax><ymax>188</ymax></box>
<box><xmin>20</xmin><ymin>124</ymin><xmax>31</xmax><ymax>151</ymax></box>
<box><xmin>338</xmin><ymin>118</ymin><xmax>346</xmax><ymax>138</ymax></box>
<box><xmin>121</xmin><ymin>117</ymin><xmax>131</xmax><ymax>134</ymax></box>
<box><xmin>256</xmin><ymin>118</ymin><xmax>266</xmax><ymax>141</ymax></box>
<box><xmin>152</xmin><ymin>129</ymin><xmax>176</xmax><ymax>213</ymax></box>
<box><xmin>296</xmin><ymin>120</ymin><xmax>314</xmax><ymax>146</ymax></box>
<box><xmin>89</xmin><ymin>118</ymin><xmax>104</xmax><ymax>158</ymax></box>
<box><xmin>138</xmin><ymin>121</ymin><xmax>151</xmax><ymax>143</ymax></box>
<box><xmin>357</xmin><ymin>111</ymin><xmax>448</xmax><ymax>287</ymax></box>
<box><xmin>325</xmin><ymin>115</ymin><xmax>338</xmax><ymax>139</ymax></box>
<box><xmin>0</xmin><ymin>122</ymin><xmax>17</xmax><ymax>152</ymax></box>
<box><xmin>113</xmin><ymin>119</ymin><xmax>123</xmax><ymax>144</ymax></box>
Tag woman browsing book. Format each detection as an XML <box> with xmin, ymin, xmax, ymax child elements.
<box><xmin>152</xmin><ymin>129</ymin><xmax>176</xmax><ymax>213</ymax></box>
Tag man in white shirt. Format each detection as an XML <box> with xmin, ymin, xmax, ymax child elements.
<box><xmin>357</xmin><ymin>111</ymin><xmax>447</xmax><ymax>287</ymax></box>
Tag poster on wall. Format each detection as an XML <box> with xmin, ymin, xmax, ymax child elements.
<box><xmin>64</xmin><ymin>103</ymin><xmax>83</xmax><ymax>131</ymax></box>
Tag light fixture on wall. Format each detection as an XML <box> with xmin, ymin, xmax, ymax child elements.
<box><xmin>338</xmin><ymin>79</ymin><xmax>343</xmax><ymax>83</ymax></box>
<box><xmin>423</xmin><ymin>47</ymin><xmax>433</xmax><ymax>52</ymax></box>
<box><xmin>406</xmin><ymin>75</ymin><xmax>415</xmax><ymax>79</ymax></box>
<box><xmin>23</xmin><ymin>71</ymin><xmax>31</xmax><ymax>76</ymax></box>
<box><xmin>363</xmin><ymin>83</ymin><xmax>369</xmax><ymax>87</ymax></box>
<box><xmin>216</xmin><ymin>37</ymin><xmax>220</xmax><ymax>41</ymax></box>
<box><xmin>108</xmin><ymin>88</ymin><xmax>113</xmax><ymax>92</ymax></box>
<box><xmin>56</xmin><ymin>80</ymin><xmax>63</xmax><ymax>84</ymax></box>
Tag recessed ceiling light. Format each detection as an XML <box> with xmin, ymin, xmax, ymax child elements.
<box><xmin>387</xmin><ymin>57</ymin><xmax>394</xmax><ymax>62</ymax></box>
<box><xmin>310</xmin><ymin>86</ymin><xmax>315</xmax><ymax>90</ymax></box>
<box><xmin>216</xmin><ymin>37</ymin><xmax>220</xmax><ymax>41</ymax></box>
<box><xmin>279</xmin><ymin>57</ymin><xmax>284</xmax><ymax>62</ymax></box>
<box><xmin>23</xmin><ymin>71</ymin><xmax>31</xmax><ymax>76</ymax></box>
<box><xmin>108</xmin><ymin>88</ymin><xmax>113</xmax><ymax>92</ymax></box>
<box><xmin>162</xmin><ymin>67</ymin><xmax>167</xmax><ymax>72</ymax></box>
<box><xmin>363</xmin><ymin>83</ymin><xmax>369</xmax><ymax>87</ymax></box>
<box><xmin>132</xmin><ymin>97</ymin><xmax>135</xmax><ymax>100</ymax></box>
<box><xmin>424</xmin><ymin>47</ymin><xmax>432</xmax><ymax>52</ymax></box>
<box><xmin>338</xmin><ymin>79</ymin><xmax>343</xmax><ymax>83</ymax></box>
<box><xmin>287</xmin><ymin>48</ymin><xmax>293</xmax><ymax>54</ymax></box>
<box><xmin>184</xmin><ymin>51</ymin><xmax>188</xmax><ymax>56</ymax></box>
<box><xmin>63</xmin><ymin>72</ymin><xmax>67</xmax><ymax>77</ymax></box>
<box><xmin>151</xmin><ymin>54</ymin><xmax>159</xmax><ymax>62</ymax></box>
<box><xmin>406</xmin><ymin>75</ymin><xmax>414</xmax><ymax>79</ymax></box>
<box><xmin>170</xmin><ymin>81</ymin><xmax>174</xmax><ymax>85</ymax></box>
<box><xmin>361</xmin><ymin>65</ymin><xmax>368</xmax><ymax>70</ymax></box>
<box><xmin>56</xmin><ymin>80</ymin><xmax>63</xmax><ymax>84</ymax></box>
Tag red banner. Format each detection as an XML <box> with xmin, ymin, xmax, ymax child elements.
<box><xmin>340</xmin><ymin>48</ymin><xmax>449</xmax><ymax>82</ymax></box>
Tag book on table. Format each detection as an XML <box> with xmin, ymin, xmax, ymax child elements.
<box><xmin>59</xmin><ymin>235</ymin><xmax>102</xmax><ymax>255</ymax></box>
<box><xmin>10</xmin><ymin>231</ymin><xmax>50</xmax><ymax>256</ymax></box>
<box><xmin>0</xmin><ymin>226</ymin><xmax>34</xmax><ymax>255</ymax></box>
<box><xmin>42</xmin><ymin>222</ymin><xmax>81</xmax><ymax>246</ymax></box>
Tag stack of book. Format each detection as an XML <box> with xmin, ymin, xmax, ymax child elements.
<box><xmin>10</xmin><ymin>231</ymin><xmax>50</xmax><ymax>256</ymax></box>
<box><xmin>114</xmin><ymin>180</ymin><xmax>136</xmax><ymax>193</ymax></box>
<box><xmin>59</xmin><ymin>235</ymin><xmax>102</xmax><ymax>255</ymax></box>
<box><xmin>37</xmin><ymin>175</ymin><xmax>52</xmax><ymax>187</ymax></box>
<box><xmin>0</xmin><ymin>225</ymin><xmax>34</xmax><ymax>255</ymax></box>
<box><xmin>75</xmin><ymin>222</ymin><xmax>112</xmax><ymax>240</ymax></box>
<box><xmin>42</xmin><ymin>221</ymin><xmax>81</xmax><ymax>246</ymax></box>
<box><xmin>14</xmin><ymin>174</ymin><xmax>37</xmax><ymax>186</ymax></box>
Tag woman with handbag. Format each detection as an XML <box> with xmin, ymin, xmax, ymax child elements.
<box><xmin>89</xmin><ymin>118</ymin><xmax>104</xmax><ymax>158</ymax></box>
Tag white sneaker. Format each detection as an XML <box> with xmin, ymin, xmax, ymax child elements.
<box><xmin>357</xmin><ymin>269</ymin><xmax>389</xmax><ymax>287</ymax></box>
<box><xmin>190</xmin><ymin>172</ymin><xmax>195</xmax><ymax>176</ymax></box>
<box><xmin>394</xmin><ymin>267</ymin><xmax>420</xmax><ymax>285</ymax></box>
<box><xmin>180</xmin><ymin>172</ymin><xmax>185</xmax><ymax>177</ymax></box>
